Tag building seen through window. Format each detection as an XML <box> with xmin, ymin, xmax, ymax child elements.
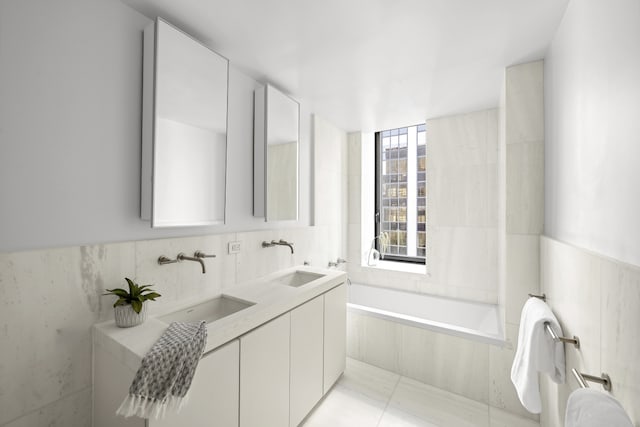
<box><xmin>376</xmin><ymin>124</ymin><xmax>426</xmax><ymax>263</ymax></box>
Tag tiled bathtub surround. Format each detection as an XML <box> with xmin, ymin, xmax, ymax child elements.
<box><xmin>0</xmin><ymin>226</ymin><xmax>333</xmax><ymax>426</ymax></box>
<box><xmin>347</xmin><ymin>311</ymin><xmax>539</xmax><ymax>424</ymax></box>
<box><xmin>348</xmin><ymin>109</ymin><xmax>500</xmax><ymax>304</ymax></box>
<box><xmin>539</xmin><ymin>236</ymin><xmax>640</xmax><ymax>427</ymax></box>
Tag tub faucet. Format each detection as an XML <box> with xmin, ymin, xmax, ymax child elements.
<box><xmin>177</xmin><ymin>252</ymin><xmax>206</xmax><ymax>274</ymax></box>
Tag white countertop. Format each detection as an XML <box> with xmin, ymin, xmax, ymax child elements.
<box><xmin>93</xmin><ymin>265</ymin><xmax>347</xmax><ymax>372</ymax></box>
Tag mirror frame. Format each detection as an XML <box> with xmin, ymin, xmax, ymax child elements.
<box><xmin>141</xmin><ymin>17</ymin><xmax>229</xmax><ymax>228</ymax></box>
<box><xmin>253</xmin><ymin>84</ymin><xmax>300</xmax><ymax>222</ymax></box>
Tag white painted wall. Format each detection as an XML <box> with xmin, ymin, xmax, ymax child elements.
<box><xmin>544</xmin><ymin>0</ymin><xmax>640</xmax><ymax>267</ymax></box>
<box><xmin>0</xmin><ymin>0</ymin><xmax>312</xmax><ymax>253</ymax></box>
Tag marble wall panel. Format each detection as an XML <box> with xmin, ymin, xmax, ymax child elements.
<box><xmin>540</xmin><ymin>237</ymin><xmax>638</xmax><ymax>427</ymax></box>
<box><xmin>346</xmin><ymin>312</ymin><xmax>401</xmax><ymax>373</ymax></box>
<box><xmin>427</xmin><ymin>110</ymin><xmax>490</xmax><ymax>167</ymax></box>
<box><xmin>506</xmin><ymin>141</ymin><xmax>544</xmax><ymax>235</ymax></box>
<box><xmin>398</xmin><ymin>323</ymin><xmax>490</xmax><ymax>404</ymax></box>
<box><xmin>428</xmin><ymin>164</ymin><xmax>494</xmax><ymax>228</ymax></box>
<box><xmin>600</xmin><ymin>257</ymin><xmax>640</xmax><ymax>424</ymax></box>
<box><xmin>505</xmin><ymin>61</ymin><xmax>544</xmax><ymax>145</ymax></box>
<box><xmin>0</xmin><ymin>247</ymin><xmax>92</xmax><ymax>425</ymax></box>
<box><xmin>505</xmin><ymin>235</ymin><xmax>540</xmax><ymax>326</ymax></box>
<box><xmin>2</xmin><ymin>387</ymin><xmax>91</xmax><ymax>427</ymax></box>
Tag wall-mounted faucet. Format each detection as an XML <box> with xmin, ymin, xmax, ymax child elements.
<box><xmin>194</xmin><ymin>250</ymin><xmax>216</xmax><ymax>259</ymax></box>
<box><xmin>329</xmin><ymin>257</ymin><xmax>347</xmax><ymax>268</ymax></box>
<box><xmin>262</xmin><ymin>239</ymin><xmax>294</xmax><ymax>254</ymax></box>
<box><xmin>177</xmin><ymin>252</ymin><xmax>206</xmax><ymax>274</ymax></box>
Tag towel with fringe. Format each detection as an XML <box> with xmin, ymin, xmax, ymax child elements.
<box><xmin>117</xmin><ymin>321</ymin><xmax>207</xmax><ymax>419</ymax></box>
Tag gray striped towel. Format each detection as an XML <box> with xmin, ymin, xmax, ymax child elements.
<box><xmin>117</xmin><ymin>321</ymin><xmax>208</xmax><ymax>419</ymax></box>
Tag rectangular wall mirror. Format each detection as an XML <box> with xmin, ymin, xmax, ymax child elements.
<box><xmin>141</xmin><ymin>18</ymin><xmax>229</xmax><ymax>227</ymax></box>
<box><xmin>254</xmin><ymin>84</ymin><xmax>300</xmax><ymax>221</ymax></box>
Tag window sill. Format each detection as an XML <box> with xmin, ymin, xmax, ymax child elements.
<box><xmin>362</xmin><ymin>259</ymin><xmax>428</xmax><ymax>275</ymax></box>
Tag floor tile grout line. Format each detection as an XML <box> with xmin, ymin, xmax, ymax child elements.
<box><xmin>375</xmin><ymin>374</ymin><xmax>402</xmax><ymax>427</ymax></box>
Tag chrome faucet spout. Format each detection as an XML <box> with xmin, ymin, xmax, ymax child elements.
<box><xmin>177</xmin><ymin>252</ymin><xmax>206</xmax><ymax>274</ymax></box>
<box><xmin>263</xmin><ymin>239</ymin><xmax>294</xmax><ymax>254</ymax></box>
<box><xmin>277</xmin><ymin>239</ymin><xmax>295</xmax><ymax>254</ymax></box>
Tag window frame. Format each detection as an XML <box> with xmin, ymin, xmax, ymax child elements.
<box><xmin>374</xmin><ymin>126</ymin><xmax>426</xmax><ymax>265</ymax></box>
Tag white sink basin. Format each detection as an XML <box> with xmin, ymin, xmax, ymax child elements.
<box><xmin>159</xmin><ymin>295</ymin><xmax>255</xmax><ymax>324</ymax></box>
<box><xmin>275</xmin><ymin>271</ymin><xmax>325</xmax><ymax>287</ymax></box>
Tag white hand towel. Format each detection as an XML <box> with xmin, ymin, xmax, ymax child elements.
<box><xmin>565</xmin><ymin>388</ymin><xmax>633</xmax><ymax>427</ymax></box>
<box><xmin>510</xmin><ymin>298</ymin><xmax>566</xmax><ymax>413</ymax></box>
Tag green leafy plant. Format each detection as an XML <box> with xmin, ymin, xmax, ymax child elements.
<box><xmin>104</xmin><ymin>278</ymin><xmax>161</xmax><ymax>314</ymax></box>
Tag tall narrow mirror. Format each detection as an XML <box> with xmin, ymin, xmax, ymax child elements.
<box><xmin>141</xmin><ymin>18</ymin><xmax>228</xmax><ymax>227</ymax></box>
<box><xmin>254</xmin><ymin>84</ymin><xmax>299</xmax><ymax>221</ymax></box>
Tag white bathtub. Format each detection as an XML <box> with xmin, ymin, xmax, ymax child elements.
<box><xmin>348</xmin><ymin>283</ymin><xmax>504</xmax><ymax>345</ymax></box>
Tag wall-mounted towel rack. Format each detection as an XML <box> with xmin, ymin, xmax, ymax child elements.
<box><xmin>528</xmin><ymin>293</ymin><xmax>546</xmax><ymax>301</ymax></box>
<box><xmin>571</xmin><ymin>368</ymin><xmax>612</xmax><ymax>391</ymax></box>
<box><xmin>544</xmin><ymin>321</ymin><xmax>580</xmax><ymax>348</ymax></box>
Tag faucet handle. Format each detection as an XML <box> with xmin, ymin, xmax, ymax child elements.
<box><xmin>337</xmin><ymin>258</ymin><xmax>347</xmax><ymax>264</ymax></box>
<box><xmin>158</xmin><ymin>255</ymin><xmax>178</xmax><ymax>265</ymax></box>
<box><xmin>194</xmin><ymin>250</ymin><xmax>216</xmax><ymax>259</ymax></box>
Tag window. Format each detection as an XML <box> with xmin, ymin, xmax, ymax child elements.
<box><xmin>375</xmin><ymin>124</ymin><xmax>426</xmax><ymax>264</ymax></box>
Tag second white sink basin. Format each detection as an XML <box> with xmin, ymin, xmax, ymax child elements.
<box><xmin>159</xmin><ymin>295</ymin><xmax>255</xmax><ymax>324</ymax></box>
<box><xmin>275</xmin><ymin>271</ymin><xmax>325</xmax><ymax>287</ymax></box>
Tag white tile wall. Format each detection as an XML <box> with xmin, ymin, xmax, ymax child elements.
<box><xmin>505</xmin><ymin>60</ymin><xmax>544</xmax><ymax>145</ymax></box>
<box><xmin>347</xmin><ymin>109</ymin><xmax>499</xmax><ymax>305</ymax></box>
<box><xmin>540</xmin><ymin>236</ymin><xmax>639</xmax><ymax>426</ymax></box>
<box><xmin>506</xmin><ymin>141</ymin><xmax>544</xmax><ymax>235</ymax></box>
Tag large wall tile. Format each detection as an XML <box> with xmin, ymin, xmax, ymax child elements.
<box><xmin>428</xmin><ymin>164</ymin><xmax>494</xmax><ymax>228</ymax></box>
<box><xmin>505</xmin><ymin>61</ymin><xmax>544</xmax><ymax>145</ymax></box>
<box><xmin>399</xmin><ymin>323</ymin><xmax>490</xmax><ymax>403</ymax></box>
<box><xmin>505</xmin><ymin>235</ymin><xmax>540</xmax><ymax>325</ymax></box>
<box><xmin>133</xmin><ymin>237</ymin><xmax>182</xmax><ymax>316</ymax></box>
<box><xmin>0</xmin><ymin>248</ymin><xmax>92</xmax><ymax>425</ymax></box>
<box><xmin>235</xmin><ymin>229</ymin><xmax>296</xmax><ymax>283</ymax></box>
<box><xmin>601</xmin><ymin>258</ymin><xmax>640</xmax><ymax>423</ymax></box>
<box><xmin>428</xmin><ymin>226</ymin><xmax>495</xmax><ymax>293</ymax></box>
<box><xmin>537</xmin><ymin>237</ymin><xmax>639</xmax><ymax>427</ymax></box>
<box><xmin>80</xmin><ymin>242</ymin><xmax>136</xmax><ymax>322</ymax></box>
<box><xmin>506</xmin><ymin>141</ymin><xmax>544</xmax><ymax>234</ymax></box>
<box><xmin>2</xmin><ymin>387</ymin><xmax>92</xmax><ymax>427</ymax></box>
<box><xmin>540</xmin><ymin>238</ymin><xmax>601</xmax><ymax>368</ymax></box>
<box><xmin>427</xmin><ymin>110</ymin><xmax>490</xmax><ymax>168</ymax></box>
<box><xmin>346</xmin><ymin>312</ymin><xmax>400</xmax><ymax>373</ymax></box>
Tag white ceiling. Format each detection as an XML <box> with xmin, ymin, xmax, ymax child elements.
<box><xmin>122</xmin><ymin>0</ymin><xmax>569</xmax><ymax>132</ymax></box>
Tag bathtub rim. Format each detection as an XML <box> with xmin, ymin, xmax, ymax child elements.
<box><xmin>347</xmin><ymin>284</ymin><xmax>506</xmax><ymax>346</ymax></box>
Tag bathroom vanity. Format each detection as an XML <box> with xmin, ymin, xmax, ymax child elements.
<box><xmin>93</xmin><ymin>266</ymin><xmax>347</xmax><ymax>427</ymax></box>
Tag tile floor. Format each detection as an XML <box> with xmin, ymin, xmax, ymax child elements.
<box><xmin>302</xmin><ymin>358</ymin><xmax>540</xmax><ymax>427</ymax></box>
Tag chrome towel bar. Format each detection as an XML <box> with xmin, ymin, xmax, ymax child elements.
<box><xmin>571</xmin><ymin>368</ymin><xmax>612</xmax><ymax>391</ymax></box>
<box><xmin>544</xmin><ymin>321</ymin><xmax>580</xmax><ymax>348</ymax></box>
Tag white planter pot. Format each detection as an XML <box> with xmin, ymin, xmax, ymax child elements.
<box><xmin>114</xmin><ymin>303</ymin><xmax>148</xmax><ymax>328</ymax></box>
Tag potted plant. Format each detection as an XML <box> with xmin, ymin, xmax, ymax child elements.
<box><xmin>104</xmin><ymin>278</ymin><xmax>161</xmax><ymax>328</ymax></box>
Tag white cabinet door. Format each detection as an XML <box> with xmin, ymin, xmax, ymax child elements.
<box><xmin>323</xmin><ymin>283</ymin><xmax>347</xmax><ymax>393</ymax></box>
<box><xmin>151</xmin><ymin>339</ymin><xmax>239</xmax><ymax>427</ymax></box>
<box><xmin>290</xmin><ymin>296</ymin><xmax>324</xmax><ymax>427</ymax></box>
<box><xmin>240</xmin><ymin>313</ymin><xmax>291</xmax><ymax>427</ymax></box>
